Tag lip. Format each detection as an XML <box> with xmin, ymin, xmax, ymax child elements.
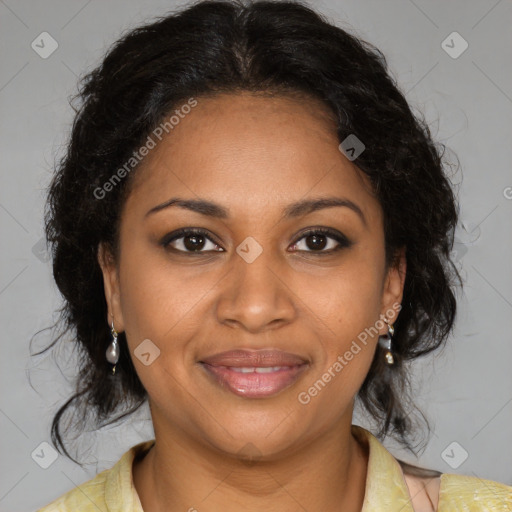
<box><xmin>198</xmin><ymin>349</ymin><xmax>309</xmax><ymax>398</ymax></box>
<box><xmin>200</xmin><ymin>363</ymin><xmax>308</xmax><ymax>398</ymax></box>
<box><xmin>200</xmin><ymin>349</ymin><xmax>308</xmax><ymax>367</ymax></box>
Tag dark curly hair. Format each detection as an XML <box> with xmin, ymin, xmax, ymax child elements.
<box><xmin>39</xmin><ymin>0</ymin><xmax>462</xmax><ymax>463</ymax></box>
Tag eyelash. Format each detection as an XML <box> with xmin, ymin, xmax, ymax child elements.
<box><xmin>160</xmin><ymin>227</ymin><xmax>352</xmax><ymax>255</ymax></box>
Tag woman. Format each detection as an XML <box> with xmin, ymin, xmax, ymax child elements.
<box><xmin>37</xmin><ymin>1</ymin><xmax>512</xmax><ymax>510</ymax></box>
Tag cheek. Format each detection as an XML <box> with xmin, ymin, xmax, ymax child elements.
<box><xmin>299</xmin><ymin>273</ymin><xmax>381</xmax><ymax>414</ymax></box>
<box><xmin>303</xmin><ymin>248</ymin><xmax>384</xmax><ymax>382</ymax></box>
<box><xmin>117</xmin><ymin>242</ymin><xmax>221</xmax><ymax>370</ymax></box>
<box><xmin>117</xmin><ymin>240</ymin><xmax>189</xmax><ymax>348</ymax></box>
<box><xmin>116</xmin><ymin>252</ymin><xmax>194</xmax><ymax>404</ymax></box>
<box><xmin>302</xmin><ymin>251</ymin><xmax>385</xmax><ymax>337</ymax></box>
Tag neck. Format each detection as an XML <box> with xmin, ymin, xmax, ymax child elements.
<box><xmin>133</xmin><ymin>414</ymin><xmax>368</xmax><ymax>512</ymax></box>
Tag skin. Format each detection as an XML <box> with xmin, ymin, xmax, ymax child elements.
<box><xmin>98</xmin><ymin>91</ymin><xmax>406</xmax><ymax>512</ymax></box>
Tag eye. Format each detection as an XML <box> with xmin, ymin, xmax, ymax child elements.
<box><xmin>160</xmin><ymin>227</ymin><xmax>352</xmax><ymax>255</ymax></box>
<box><xmin>289</xmin><ymin>228</ymin><xmax>352</xmax><ymax>254</ymax></box>
<box><xmin>161</xmin><ymin>228</ymin><xmax>224</xmax><ymax>253</ymax></box>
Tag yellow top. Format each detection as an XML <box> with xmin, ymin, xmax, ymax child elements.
<box><xmin>37</xmin><ymin>425</ymin><xmax>512</xmax><ymax>511</ymax></box>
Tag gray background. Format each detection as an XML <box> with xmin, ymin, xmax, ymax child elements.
<box><xmin>1</xmin><ymin>0</ymin><xmax>511</xmax><ymax>510</ymax></box>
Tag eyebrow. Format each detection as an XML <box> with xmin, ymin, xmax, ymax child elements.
<box><xmin>145</xmin><ymin>196</ymin><xmax>367</xmax><ymax>226</ymax></box>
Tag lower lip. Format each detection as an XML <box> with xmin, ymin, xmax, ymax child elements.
<box><xmin>200</xmin><ymin>363</ymin><xmax>308</xmax><ymax>398</ymax></box>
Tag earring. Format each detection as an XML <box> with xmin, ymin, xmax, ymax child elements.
<box><xmin>106</xmin><ymin>321</ymin><xmax>120</xmax><ymax>375</ymax></box>
<box><xmin>378</xmin><ymin>318</ymin><xmax>395</xmax><ymax>365</ymax></box>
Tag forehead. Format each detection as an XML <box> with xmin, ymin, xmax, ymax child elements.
<box><xmin>124</xmin><ymin>92</ymin><xmax>379</xmax><ymax>223</ymax></box>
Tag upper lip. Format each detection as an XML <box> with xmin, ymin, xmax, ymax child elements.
<box><xmin>199</xmin><ymin>349</ymin><xmax>308</xmax><ymax>368</ymax></box>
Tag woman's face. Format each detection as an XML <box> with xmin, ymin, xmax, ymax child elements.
<box><xmin>99</xmin><ymin>92</ymin><xmax>405</xmax><ymax>458</ymax></box>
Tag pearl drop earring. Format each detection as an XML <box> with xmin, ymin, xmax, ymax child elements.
<box><xmin>378</xmin><ymin>317</ymin><xmax>395</xmax><ymax>365</ymax></box>
<box><xmin>106</xmin><ymin>321</ymin><xmax>120</xmax><ymax>375</ymax></box>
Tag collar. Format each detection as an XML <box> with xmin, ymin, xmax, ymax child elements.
<box><xmin>103</xmin><ymin>425</ymin><xmax>414</xmax><ymax>512</ymax></box>
<box><xmin>352</xmin><ymin>424</ymin><xmax>415</xmax><ymax>511</ymax></box>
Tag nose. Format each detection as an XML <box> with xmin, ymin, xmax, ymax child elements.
<box><xmin>215</xmin><ymin>247</ymin><xmax>296</xmax><ymax>333</ymax></box>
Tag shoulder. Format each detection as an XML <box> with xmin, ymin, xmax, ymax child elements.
<box><xmin>36</xmin><ymin>440</ymin><xmax>154</xmax><ymax>512</ymax></box>
<box><xmin>36</xmin><ymin>469</ymin><xmax>110</xmax><ymax>511</ymax></box>
<box><xmin>353</xmin><ymin>426</ymin><xmax>512</xmax><ymax>511</ymax></box>
<box><xmin>399</xmin><ymin>459</ymin><xmax>512</xmax><ymax>511</ymax></box>
<box><xmin>438</xmin><ymin>472</ymin><xmax>512</xmax><ymax>510</ymax></box>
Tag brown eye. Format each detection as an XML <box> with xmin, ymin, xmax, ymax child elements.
<box><xmin>304</xmin><ymin>233</ymin><xmax>329</xmax><ymax>250</ymax></box>
<box><xmin>181</xmin><ymin>233</ymin><xmax>207</xmax><ymax>251</ymax></box>
<box><xmin>290</xmin><ymin>228</ymin><xmax>352</xmax><ymax>254</ymax></box>
<box><xmin>161</xmin><ymin>228</ymin><xmax>224</xmax><ymax>253</ymax></box>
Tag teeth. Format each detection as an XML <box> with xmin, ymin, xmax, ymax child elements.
<box><xmin>229</xmin><ymin>366</ymin><xmax>286</xmax><ymax>373</ymax></box>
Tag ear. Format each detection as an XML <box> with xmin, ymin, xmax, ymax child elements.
<box><xmin>379</xmin><ymin>246</ymin><xmax>406</xmax><ymax>334</ymax></box>
<box><xmin>97</xmin><ymin>242</ymin><xmax>125</xmax><ymax>332</ymax></box>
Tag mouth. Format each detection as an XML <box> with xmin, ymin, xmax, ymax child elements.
<box><xmin>198</xmin><ymin>349</ymin><xmax>310</xmax><ymax>399</ymax></box>
<box><xmin>199</xmin><ymin>363</ymin><xmax>309</xmax><ymax>398</ymax></box>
